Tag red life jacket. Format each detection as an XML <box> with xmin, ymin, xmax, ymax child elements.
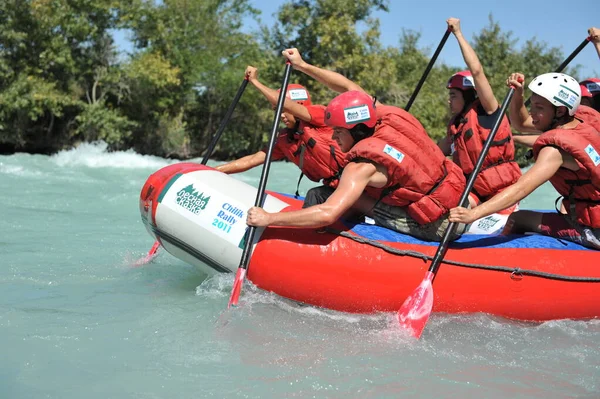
<box><xmin>576</xmin><ymin>105</ymin><xmax>600</xmax><ymax>133</ymax></box>
<box><xmin>346</xmin><ymin>105</ymin><xmax>466</xmax><ymax>225</ymax></box>
<box><xmin>532</xmin><ymin>123</ymin><xmax>600</xmax><ymax>228</ymax></box>
<box><xmin>275</xmin><ymin>109</ymin><xmax>346</xmax><ymax>187</ymax></box>
<box><xmin>447</xmin><ymin>100</ymin><xmax>522</xmax><ymax>200</ymax></box>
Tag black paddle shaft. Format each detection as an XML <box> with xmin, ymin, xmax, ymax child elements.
<box><xmin>237</xmin><ymin>63</ymin><xmax>293</xmax><ymax>270</ymax></box>
<box><xmin>427</xmin><ymin>87</ymin><xmax>516</xmax><ymax>281</ymax></box>
<box><xmin>524</xmin><ymin>37</ymin><xmax>590</xmax><ymax>107</ymax></box>
<box><xmin>405</xmin><ymin>29</ymin><xmax>451</xmax><ymax>112</ymax></box>
<box><xmin>201</xmin><ymin>78</ymin><xmax>249</xmax><ymax>165</ymax></box>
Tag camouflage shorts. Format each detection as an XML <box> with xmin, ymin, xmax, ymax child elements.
<box><xmin>372</xmin><ymin>201</ymin><xmax>467</xmax><ymax>242</ymax></box>
<box><xmin>303</xmin><ymin>185</ymin><xmax>465</xmax><ymax>242</ymax></box>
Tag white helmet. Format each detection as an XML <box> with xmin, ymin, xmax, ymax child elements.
<box><xmin>528</xmin><ymin>73</ymin><xmax>581</xmax><ymax>116</ymax></box>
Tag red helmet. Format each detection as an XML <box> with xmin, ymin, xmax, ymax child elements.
<box><xmin>447</xmin><ymin>71</ymin><xmax>476</xmax><ymax>91</ymax></box>
<box><xmin>278</xmin><ymin>83</ymin><xmax>311</xmax><ymax>106</ymax></box>
<box><xmin>324</xmin><ymin>91</ymin><xmax>377</xmax><ymax>129</ymax></box>
<box><xmin>579</xmin><ymin>78</ymin><xmax>600</xmax><ymax>98</ymax></box>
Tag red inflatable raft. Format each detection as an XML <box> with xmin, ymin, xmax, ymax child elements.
<box><xmin>140</xmin><ymin>163</ymin><xmax>600</xmax><ymax>322</ymax></box>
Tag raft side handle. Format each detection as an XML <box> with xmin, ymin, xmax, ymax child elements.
<box><xmin>510</xmin><ymin>269</ymin><xmax>524</xmax><ymax>281</ymax></box>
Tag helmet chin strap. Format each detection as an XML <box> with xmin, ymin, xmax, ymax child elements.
<box><xmin>549</xmin><ymin>108</ymin><xmax>561</xmax><ymax>129</ymax></box>
<box><xmin>349</xmin><ymin>123</ymin><xmax>375</xmax><ymax>143</ymax></box>
<box><xmin>549</xmin><ymin>107</ymin><xmax>571</xmax><ymax>130</ymax></box>
<box><xmin>349</xmin><ymin>130</ymin><xmax>363</xmax><ymax>143</ymax></box>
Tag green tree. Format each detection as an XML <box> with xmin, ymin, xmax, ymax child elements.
<box><xmin>122</xmin><ymin>0</ymin><xmax>266</xmax><ymax>158</ymax></box>
<box><xmin>0</xmin><ymin>0</ymin><xmax>587</xmax><ymax>162</ymax></box>
<box><xmin>262</xmin><ymin>0</ymin><xmax>396</xmax><ymax>105</ymax></box>
<box><xmin>0</xmin><ymin>0</ymin><xmax>129</xmax><ymax>152</ymax></box>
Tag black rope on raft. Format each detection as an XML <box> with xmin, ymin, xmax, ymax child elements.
<box><xmin>323</xmin><ymin>227</ymin><xmax>600</xmax><ymax>283</ymax></box>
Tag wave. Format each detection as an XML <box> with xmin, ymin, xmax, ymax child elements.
<box><xmin>51</xmin><ymin>141</ymin><xmax>176</xmax><ymax>169</ymax></box>
<box><xmin>0</xmin><ymin>163</ymin><xmax>44</xmax><ymax>177</ymax></box>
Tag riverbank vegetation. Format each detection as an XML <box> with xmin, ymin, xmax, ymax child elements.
<box><xmin>0</xmin><ymin>0</ymin><xmax>578</xmax><ymax>165</ymax></box>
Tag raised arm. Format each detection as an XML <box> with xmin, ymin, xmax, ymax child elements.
<box><xmin>281</xmin><ymin>48</ymin><xmax>365</xmax><ymax>95</ymax></box>
<box><xmin>245</xmin><ymin>66</ymin><xmax>312</xmax><ymax>122</ymax></box>
<box><xmin>506</xmin><ymin>72</ymin><xmax>540</xmax><ymax>135</ymax></box>
<box><xmin>447</xmin><ymin>17</ymin><xmax>498</xmax><ymax>114</ymax></box>
<box><xmin>590</xmin><ymin>27</ymin><xmax>600</xmax><ymax>60</ymax></box>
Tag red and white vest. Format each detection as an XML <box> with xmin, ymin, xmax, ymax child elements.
<box><xmin>576</xmin><ymin>105</ymin><xmax>600</xmax><ymax>133</ymax></box>
<box><xmin>346</xmin><ymin>105</ymin><xmax>466</xmax><ymax>225</ymax></box>
<box><xmin>533</xmin><ymin>123</ymin><xmax>600</xmax><ymax>228</ymax></box>
<box><xmin>274</xmin><ymin>106</ymin><xmax>345</xmax><ymax>187</ymax></box>
<box><xmin>447</xmin><ymin>100</ymin><xmax>522</xmax><ymax>200</ymax></box>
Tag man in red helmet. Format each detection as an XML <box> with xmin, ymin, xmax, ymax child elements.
<box><xmin>441</xmin><ymin>18</ymin><xmax>521</xmax><ymax>209</ymax></box>
<box><xmin>450</xmin><ymin>72</ymin><xmax>600</xmax><ymax>250</ymax></box>
<box><xmin>216</xmin><ymin>66</ymin><xmax>345</xmax><ymax>194</ymax></box>
<box><xmin>247</xmin><ymin>51</ymin><xmax>468</xmax><ymax>242</ymax></box>
<box><xmin>580</xmin><ymin>78</ymin><xmax>600</xmax><ymax>112</ymax></box>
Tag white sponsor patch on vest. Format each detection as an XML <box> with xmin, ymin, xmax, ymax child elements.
<box><xmin>450</xmin><ymin>142</ymin><xmax>456</xmax><ymax>155</ymax></box>
<box><xmin>288</xmin><ymin>89</ymin><xmax>308</xmax><ymax>101</ymax></box>
<box><xmin>383</xmin><ymin>144</ymin><xmax>404</xmax><ymax>163</ymax></box>
<box><xmin>585</xmin><ymin>144</ymin><xmax>600</xmax><ymax>166</ymax></box>
<box><xmin>343</xmin><ymin>105</ymin><xmax>371</xmax><ymax>124</ymax></box>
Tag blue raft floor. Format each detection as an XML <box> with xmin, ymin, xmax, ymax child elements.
<box><xmin>277</xmin><ymin>193</ymin><xmax>591</xmax><ymax>251</ymax></box>
<box><xmin>348</xmin><ymin>221</ymin><xmax>590</xmax><ymax>251</ymax></box>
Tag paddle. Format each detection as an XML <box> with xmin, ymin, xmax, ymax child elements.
<box><xmin>404</xmin><ymin>29</ymin><xmax>451</xmax><ymax>112</ymax></box>
<box><xmin>137</xmin><ymin>78</ymin><xmax>249</xmax><ymax>264</ymax></box>
<box><xmin>524</xmin><ymin>36</ymin><xmax>591</xmax><ymax>107</ymax></box>
<box><xmin>228</xmin><ymin>62</ymin><xmax>293</xmax><ymax>308</ymax></box>
<box><xmin>397</xmin><ymin>84</ymin><xmax>518</xmax><ymax>339</ymax></box>
<box><xmin>201</xmin><ymin>78</ymin><xmax>250</xmax><ymax>165</ymax></box>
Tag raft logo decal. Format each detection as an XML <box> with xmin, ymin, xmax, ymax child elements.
<box><xmin>343</xmin><ymin>105</ymin><xmax>371</xmax><ymax>124</ymax></box>
<box><xmin>212</xmin><ymin>202</ymin><xmax>245</xmax><ymax>234</ymax></box>
<box><xmin>176</xmin><ymin>184</ymin><xmax>211</xmax><ymax>215</ymax></box>
<box><xmin>383</xmin><ymin>144</ymin><xmax>404</xmax><ymax>163</ymax></box>
<box><xmin>585</xmin><ymin>144</ymin><xmax>600</xmax><ymax>167</ymax></box>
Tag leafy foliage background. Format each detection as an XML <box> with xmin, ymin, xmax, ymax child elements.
<box><xmin>0</xmin><ymin>0</ymin><xmax>581</xmax><ymax>165</ymax></box>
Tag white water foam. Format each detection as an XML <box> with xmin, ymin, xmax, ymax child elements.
<box><xmin>51</xmin><ymin>141</ymin><xmax>174</xmax><ymax>169</ymax></box>
<box><xmin>0</xmin><ymin>163</ymin><xmax>44</xmax><ymax>177</ymax></box>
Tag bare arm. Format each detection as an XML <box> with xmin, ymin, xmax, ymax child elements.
<box><xmin>245</xmin><ymin>66</ymin><xmax>312</xmax><ymax>122</ymax></box>
<box><xmin>438</xmin><ymin>136</ymin><xmax>452</xmax><ymax>156</ymax></box>
<box><xmin>506</xmin><ymin>72</ymin><xmax>540</xmax><ymax>134</ymax></box>
<box><xmin>590</xmin><ymin>27</ymin><xmax>600</xmax><ymax>60</ymax></box>
<box><xmin>215</xmin><ymin>151</ymin><xmax>266</xmax><ymax>174</ymax></box>
<box><xmin>448</xmin><ymin>18</ymin><xmax>498</xmax><ymax>114</ymax></box>
<box><xmin>282</xmin><ymin>48</ymin><xmax>364</xmax><ymax>94</ymax></box>
<box><xmin>278</xmin><ymin>48</ymin><xmax>387</xmax><ymax>105</ymax></box>
<box><xmin>449</xmin><ymin>146</ymin><xmax>564</xmax><ymax>223</ymax></box>
<box><xmin>246</xmin><ymin>162</ymin><xmax>376</xmax><ymax>227</ymax></box>
<box><xmin>512</xmin><ymin>134</ymin><xmax>539</xmax><ymax>148</ymax></box>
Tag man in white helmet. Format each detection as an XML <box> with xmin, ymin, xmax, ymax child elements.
<box><xmin>449</xmin><ymin>72</ymin><xmax>600</xmax><ymax>249</ymax></box>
